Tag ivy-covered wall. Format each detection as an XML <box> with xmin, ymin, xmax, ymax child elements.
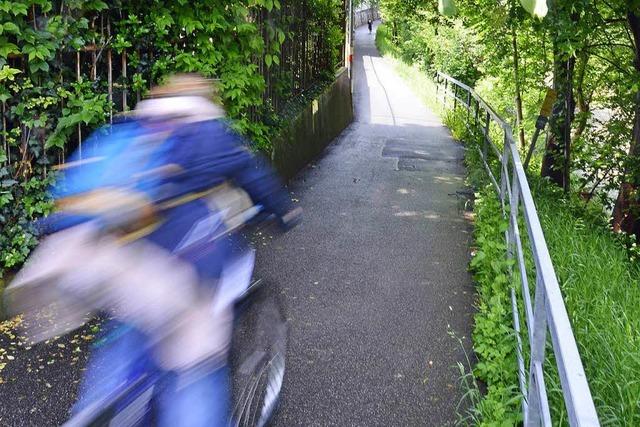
<box><xmin>271</xmin><ymin>67</ymin><xmax>353</xmax><ymax>179</ymax></box>
<box><xmin>0</xmin><ymin>0</ymin><xmax>347</xmax><ymax>275</ymax></box>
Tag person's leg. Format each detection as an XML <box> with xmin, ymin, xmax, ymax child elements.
<box><xmin>73</xmin><ymin>321</ymin><xmax>151</xmax><ymax>413</ymax></box>
<box><xmin>157</xmin><ymin>364</ymin><xmax>230</xmax><ymax>427</ymax></box>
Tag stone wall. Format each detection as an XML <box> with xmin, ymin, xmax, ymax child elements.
<box><xmin>271</xmin><ymin>68</ymin><xmax>353</xmax><ymax>180</ymax></box>
<box><xmin>354</xmin><ymin>8</ymin><xmax>380</xmax><ymax>28</ymax></box>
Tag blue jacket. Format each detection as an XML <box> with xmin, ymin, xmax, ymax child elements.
<box><xmin>45</xmin><ymin>118</ymin><xmax>292</xmax><ymax>280</ymax></box>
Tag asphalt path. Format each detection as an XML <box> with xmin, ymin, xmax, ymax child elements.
<box><xmin>261</xmin><ymin>22</ymin><xmax>475</xmax><ymax>426</ymax></box>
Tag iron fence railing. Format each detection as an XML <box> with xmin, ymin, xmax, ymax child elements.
<box><xmin>2</xmin><ymin>2</ymin><xmax>347</xmax><ymax>164</ymax></box>
<box><xmin>435</xmin><ymin>71</ymin><xmax>599</xmax><ymax>427</ymax></box>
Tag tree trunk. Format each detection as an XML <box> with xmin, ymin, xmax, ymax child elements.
<box><xmin>573</xmin><ymin>50</ymin><xmax>590</xmax><ymax>142</ymax></box>
<box><xmin>541</xmin><ymin>2</ymin><xmax>580</xmax><ymax>193</ymax></box>
<box><xmin>612</xmin><ymin>11</ymin><xmax>640</xmax><ymax>239</ymax></box>
<box><xmin>541</xmin><ymin>50</ymin><xmax>575</xmax><ymax>192</ymax></box>
<box><xmin>511</xmin><ymin>25</ymin><xmax>526</xmax><ymax>149</ymax></box>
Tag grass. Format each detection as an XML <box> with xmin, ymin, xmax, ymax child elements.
<box><xmin>375</xmin><ymin>25</ymin><xmax>442</xmax><ymax>115</ymax></box>
<box><xmin>533</xmin><ymin>181</ymin><xmax>640</xmax><ymax>425</ymax></box>
<box><xmin>376</xmin><ymin>22</ymin><xmax>640</xmax><ymax>426</ymax></box>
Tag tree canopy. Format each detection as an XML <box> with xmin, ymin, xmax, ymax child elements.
<box><xmin>380</xmin><ymin>0</ymin><xmax>640</xmax><ymax>239</ymax></box>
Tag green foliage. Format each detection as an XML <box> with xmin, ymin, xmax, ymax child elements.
<box><xmin>446</xmin><ymin>98</ymin><xmax>640</xmax><ymax>425</ymax></box>
<box><xmin>0</xmin><ymin>0</ymin><xmax>345</xmax><ymax>275</ymax></box>
<box><xmin>0</xmin><ymin>174</ymin><xmax>54</xmax><ymax>274</ymax></box>
<box><xmin>374</xmin><ymin>23</ymin><xmax>396</xmax><ymax>57</ymax></box>
<box><xmin>378</xmin><ymin>5</ymin><xmax>482</xmax><ymax>85</ymax></box>
<box><xmin>532</xmin><ymin>178</ymin><xmax>640</xmax><ymax>425</ymax></box>
<box><xmin>441</xmin><ymin>108</ymin><xmax>522</xmax><ymax>425</ymax></box>
<box><xmin>46</xmin><ymin>81</ymin><xmax>109</xmax><ymax>150</ymax></box>
<box><xmin>466</xmin><ymin>186</ymin><xmax>521</xmax><ymax>426</ymax></box>
<box><xmin>381</xmin><ymin>0</ymin><xmax>640</xmax><ymax>207</ymax></box>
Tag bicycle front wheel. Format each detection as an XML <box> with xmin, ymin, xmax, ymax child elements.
<box><xmin>230</xmin><ymin>283</ymin><xmax>287</xmax><ymax>427</ymax></box>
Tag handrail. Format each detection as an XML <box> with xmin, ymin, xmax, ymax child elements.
<box><xmin>435</xmin><ymin>71</ymin><xmax>599</xmax><ymax>427</ymax></box>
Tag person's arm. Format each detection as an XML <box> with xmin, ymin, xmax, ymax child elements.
<box><xmin>215</xmin><ymin>129</ymin><xmax>297</xmax><ymax>223</ymax></box>
<box><xmin>170</xmin><ymin>121</ymin><xmax>300</xmax><ymax>227</ymax></box>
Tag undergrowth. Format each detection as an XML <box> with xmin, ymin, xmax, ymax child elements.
<box><xmin>450</xmin><ymin>112</ymin><xmax>523</xmax><ymax>426</ymax></box>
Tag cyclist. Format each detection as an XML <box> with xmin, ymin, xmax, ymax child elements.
<box><xmin>12</xmin><ymin>74</ymin><xmax>301</xmax><ymax>426</ymax></box>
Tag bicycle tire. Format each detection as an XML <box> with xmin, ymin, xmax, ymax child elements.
<box><xmin>229</xmin><ymin>282</ymin><xmax>288</xmax><ymax>427</ymax></box>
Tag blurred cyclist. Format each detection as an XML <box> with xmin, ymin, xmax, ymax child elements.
<box><xmin>10</xmin><ymin>74</ymin><xmax>300</xmax><ymax>426</ymax></box>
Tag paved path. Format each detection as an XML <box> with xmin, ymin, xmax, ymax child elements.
<box><xmin>259</xmin><ymin>23</ymin><xmax>475</xmax><ymax>426</ymax></box>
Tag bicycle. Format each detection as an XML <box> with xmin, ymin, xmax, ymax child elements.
<box><xmin>61</xmin><ymin>276</ymin><xmax>287</xmax><ymax>427</ymax></box>
<box><xmin>8</xmin><ymin>207</ymin><xmax>294</xmax><ymax>427</ymax></box>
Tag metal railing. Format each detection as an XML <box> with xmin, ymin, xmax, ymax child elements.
<box><xmin>435</xmin><ymin>71</ymin><xmax>599</xmax><ymax>427</ymax></box>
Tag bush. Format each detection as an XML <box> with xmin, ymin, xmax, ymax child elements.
<box><xmin>429</xmin><ymin>21</ymin><xmax>482</xmax><ymax>87</ymax></box>
<box><xmin>378</xmin><ymin>14</ymin><xmax>482</xmax><ymax>86</ymax></box>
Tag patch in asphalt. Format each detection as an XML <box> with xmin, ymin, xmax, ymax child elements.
<box><xmin>397</xmin><ymin>158</ymin><xmax>462</xmax><ymax>172</ymax></box>
<box><xmin>382</xmin><ymin>139</ymin><xmax>459</xmax><ymax>162</ymax></box>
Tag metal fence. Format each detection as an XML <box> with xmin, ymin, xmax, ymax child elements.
<box><xmin>3</xmin><ymin>1</ymin><xmax>347</xmax><ymax>163</ymax></box>
<box><xmin>252</xmin><ymin>0</ymin><xmax>349</xmax><ymax>115</ymax></box>
<box><xmin>435</xmin><ymin>71</ymin><xmax>599</xmax><ymax>427</ymax></box>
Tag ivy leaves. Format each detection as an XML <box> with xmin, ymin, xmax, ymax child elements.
<box><xmin>0</xmin><ymin>65</ymin><xmax>19</xmax><ymax>81</ymax></box>
<box><xmin>253</xmin><ymin>0</ymin><xmax>282</xmax><ymax>12</ymax></box>
<box><xmin>0</xmin><ymin>1</ymin><xmax>28</xmax><ymax>16</ymax></box>
<box><xmin>46</xmin><ymin>82</ymin><xmax>109</xmax><ymax>150</ymax></box>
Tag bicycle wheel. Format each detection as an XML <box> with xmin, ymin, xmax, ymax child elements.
<box><xmin>229</xmin><ymin>283</ymin><xmax>287</xmax><ymax>427</ymax></box>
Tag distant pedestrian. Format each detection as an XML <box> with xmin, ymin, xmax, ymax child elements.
<box><xmin>368</xmin><ymin>19</ymin><xmax>373</xmax><ymax>34</ymax></box>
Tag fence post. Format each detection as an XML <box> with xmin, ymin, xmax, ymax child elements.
<box><xmin>474</xmin><ymin>98</ymin><xmax>479</xmax><ymax>129</ymax></box>
<box><xmin>482</xmin><ymin>111</ymin><xmax>490</xmax><ymax>163</ymax></box>
<box><xmin>526</xmin><ymin>272</ymin><xmax>551</xmax><ymax>427</ymax></box>
<box><xmin>500</xmin><ymin>136</ymin><xmax>510</xmax><ymax>213</ymax></box>
<box><xmin>444</xmin><ymin>79</ymin><xmax>448</xmax><ymax>108</ymax></box>
<box><xmin>453</xmin><ymin>84</ymin><xmax>458</xmax><ymax>110</ymax></box>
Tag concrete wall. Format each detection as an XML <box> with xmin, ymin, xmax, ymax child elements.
<box><xmin>354</xmin><ymin>8</ymin><xmax>380</xmax><ymax>28</ymax></box>
<box><xmin>271</xmin><ymin>68</ymin><xmax>353</xmax><ymax>180</ymax></box>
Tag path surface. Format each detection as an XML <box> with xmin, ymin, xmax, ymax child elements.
<box><xmin>259</xmin><ymin>23</ymin><xmax>475</xmax><ymax>426</ymax></box>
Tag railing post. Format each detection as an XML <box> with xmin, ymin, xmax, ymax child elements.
<box><xmin>501</xmin><ymin>135</ymin><xmax>509</xmax><ymax>212</ymax></box>
<box><xmin>466</xmin><ymin>91</ymin><xmax>471</xmax><ymax>120</ymax></box>
<box><xmin>453</xmin><ymin>84</ymin><xmax>458</xmax><ymax>110</ymax></box>
<box><xmin>526</xmin><ymin>272</ymin><xmax>551</xmax><ymax>427</ymax></box>
<box><xmin>482</xmin><ymin>111</ymin><xmax>490</xmax><ymax>165</ymax></box>
<box><xmin>507</xmin><ymin>144</ymin><xmax>518</xmax><ymax>260</ymax></box>
<box><xmin>474</xmin><ymin>98</ymin><xmax>480</xmax><ymax>132</ymax></box>
<box><xmin>444</xmin><ymin>79</ymin><xmax>448</xmax><ymax>108</ymax></box>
